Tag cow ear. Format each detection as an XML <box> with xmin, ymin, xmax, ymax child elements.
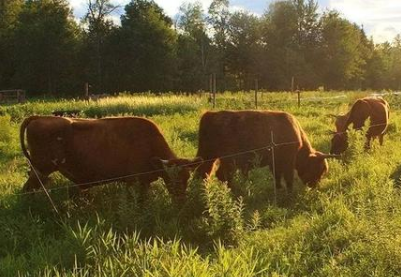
<box><xmin>151</xmin><ymin>157</ymin><xmax>169</xmax><ymax>168</ymax></box>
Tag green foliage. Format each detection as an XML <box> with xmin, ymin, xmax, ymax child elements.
<box><xmin>116</xmin><ymin>0</ymin><xmax>178</xmax><ymax>92</ymax></box>
<box><xmin>1</xmin><ymin>0</ymin><xmax>401</xmax><ymax>94</ymax></box>
<box><xmin>12</xmin><ymin>0</ymin><xmax>82</xmax><ymax>95</ymax></box>
<box><xmin>319</xmin><ymin>11</ymin><xmax>368</xmax><ymax>90</ymax></box>
<box><xmin>200</xmin><ymin>177</ymin><xmax>244</xmax><ymax>244</ymax></box>
<box><xmin>0</xmin><ymin>115</ymin><xmax>14</xmax><ymax>152</ymax></box>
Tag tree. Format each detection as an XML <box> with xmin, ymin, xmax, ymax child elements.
<box><xmin>319</xmin><ymin>11</ymin><xmax>367</xmax><ymax>90</ymax></box>
<box><xmin>0</xmin><ymin>0</ymin><xmax>23</xmax><ymax>88</ymax></box>
<box><xmin>176</xmin><ymin>1</ymin><xmax>211</xmax><ymax>91</ymax></box>
<box><xmin>208</xmin><ymin>0</ymin><xmax>230</xmax><ymax>90</ymax></box>
<box><xmin>83</xmin><ymin>0</ymin><xmax>118</xmax><ymax>93</ymax></box>
<box><xmin>116</xmin><ymin>0</ymin><xmax>178</xmax><ymax>92</ymax></box>
<box><xmin>12</xmin><ymin>0</ymin><xmax>82</xmax><ymax>96</ymax></box>
<box><xmin>390</xmin><ymin>35</ymin><xmax>401</xmax><ymax>90</ymax></box>
<box><xmin>260</xmin><ymin>1</ymin><xmax>298</xmax><ymax>89</ymax></box>
<box><xmin>364</xmin><ymin>42</ymin><xmax>391</xmax><ymax>90</ymax></box>
<box><xmin>226</xmin><ymin>11</ymin><xmax>262</xmax><ymax>90</ymax></box>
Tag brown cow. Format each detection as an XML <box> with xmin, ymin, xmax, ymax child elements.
<box><xmin>194</xmin><ymin>111</ymin><xmax>336</xmax><ymax>191</ymax></box>
<box><xmin>20</xmin><ymin>116</ymin><xmax>200</xmax><ymax>201</ymax></box>
<box><xmin>330</xmin><ymin>97</ymin><xmax>390</xmax><ymax>154</ymax></box>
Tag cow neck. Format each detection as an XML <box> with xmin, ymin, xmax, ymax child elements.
<box><xmin>337</xmin><ymin>113</ymin><xmax>350</xmax><ymax>133</ymax></box>
<box><xmin>345</xmin><ymin>100</ymin><xmax>372</xmax><ymax>131</ymax></box>
<box><xmin>296</xmin><ymin>128</ymin><xmax>315</xmax><ymax>171</ymax></box>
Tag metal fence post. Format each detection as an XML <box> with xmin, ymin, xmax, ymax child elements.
<box><xmin>270</xmin><ymin>131</ymin><xmax>277</xmax><ymax>205</ymax></box>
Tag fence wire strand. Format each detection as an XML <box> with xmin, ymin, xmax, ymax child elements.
<box><xmin>9</xmin><ymin>119</ymin><xmax>389</xmax><ymax>198</ymax></box>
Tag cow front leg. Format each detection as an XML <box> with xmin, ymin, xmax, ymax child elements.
<box><xmin>216</xmin><ymin>165</ymin><xmax>232</xmax><ymax>188</ymax></box>
<box><xmin>274</xmin><ymin>169</ymin><xmax>283</xmax><ymax>190</ymax></box>
<box><xmin>379</xmin><ymin>134</ymin><xmax>384</xmax><ymax>146</ymax></box>
<box><xmin>22</xmin><ymin>170</ymin><xmax>50</xmax><ymax>192</ymax></box>
<box><xmin>195</xmin><ymin>160</ymin><xmax>215</xmax><ymax>180</ymax></box>
<box><xmin>138</xmin><ymin>183</ymin><xmax>150</xmax><ymax>203</ymax></box>
<box><xmin>282</xmin><ymin>167</ymin><xmax>294</xmax><ymax>193</ymax></box>
<box><xmin>68</xmin><ymin>184</ymin><xmax>90</xmax><ymax>200</ymax></box>
<box><xmin>364</xmin><ymin>135</ymin><xmax>372</xmax><ymax>150</ymax></box>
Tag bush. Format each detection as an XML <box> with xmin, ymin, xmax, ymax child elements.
<box><xmin>199</xmin><ymin>177</ymin><xmax>244</xmax><ymax>244</ymax></box>
<box><xmin>0</xmin><ymin>115</ymin><xmax>15</xmax><ymax>153</ymax></box>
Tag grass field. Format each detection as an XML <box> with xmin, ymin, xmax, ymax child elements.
<box><xmin>1</xmin><ymin>91</ymin><xmax>401</xmax><ymax>276</ymax></box>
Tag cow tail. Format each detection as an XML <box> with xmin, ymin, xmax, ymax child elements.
<box><xmin>20</xmin><ymin>116</ymin><xmax>39</xmax><ymax>162</ymax></box>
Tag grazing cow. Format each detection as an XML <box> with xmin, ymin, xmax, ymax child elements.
<box><xmin>330</xmin><ymin>97</ymin><xmax>390</xmax><ymax>154</ymax></box>
<box><xmin>20</xmin><ymin>116</ymin><xmax>200</xmax><ymax>201</ymax></box>
<box><xmin>194</xmin><ymin>111</ymin><xmax>336</xmax><ymax>191</ymax></box>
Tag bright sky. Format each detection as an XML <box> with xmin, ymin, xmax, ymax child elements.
<box><xmin>69</xmin><ymin>0</ymin><xmax>401</xmax><ymax>43</ymax></box>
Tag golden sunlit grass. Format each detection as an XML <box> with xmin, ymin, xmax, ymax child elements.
<box><xmin>1</xmin><ymin>90</ymin><xmax>401</xmax><ymax>276</ymax></box>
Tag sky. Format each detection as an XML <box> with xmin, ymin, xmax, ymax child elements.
<box><xmin>69</xmin><ymin>0</ymin><xmax>401</xmax><ymax>43</ymax></box>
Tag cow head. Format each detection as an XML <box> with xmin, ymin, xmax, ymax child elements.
<box><xmin>23</xmin><ymin>117</ymin><xmax>72</xmax><ymax>191</ymax></box>
<box><xmin>330</xmin><ymin>132</ymin><xmax>348</xmax><ymax>155</ymax></box>
<box><xmin>297</xmin><ymin>152</ymin><xmax>338</xmax><ymax>188</ymax></box>
<box><xmin>151</xmin><ymin>157</ymin><xmax>203</xmax><ymax>202</ymax></box>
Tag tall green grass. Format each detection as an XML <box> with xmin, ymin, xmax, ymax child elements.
<box><xmin>1</xmin><ymin>91</ymin><xmax>401</xmax><ymax>276</ymax></box>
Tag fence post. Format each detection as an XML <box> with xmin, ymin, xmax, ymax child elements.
<box><xmin>85</xmin><ymin>82</ymin><xmax>89</xmax><ymax>103</ymax></box>
<box><xmin>291</xmin><ymin>76</ymin><xmax>295</xmax><ymax>92</ymax></box>
<box><xmin>270</xmin><ymin>131</ymin><xmax>277</xmax><ymax>205</ymax></box>
<box><xmin>213</xmin><ymin>73</ymin><xmax>216</xmax><ymax>109</ymax></box>
<box><xmin>209</xmin><ymin>74</ymin><xmax>213</xmax><ymax>95</ymax></box>
<box><xmin>254</xmin><ymin>79</ymin><xmax>259</xmax><ymax>109</ymax></box>
<box><xmin>297</xmin><ymin>89</ymin><xmax>301</xmax><ymax>108</ymax></box>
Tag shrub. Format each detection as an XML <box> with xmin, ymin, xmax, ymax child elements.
<box><xmin>0</xmin><ymin>115</ymin><xmax>14</xmax><ymax>152</ymax></box>
<box><xmin>199</xmin><ymin>177</ymin><xmax>244</xmax><ymax>244</ymax></box>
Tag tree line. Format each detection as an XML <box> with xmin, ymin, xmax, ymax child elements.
<box><xmin>1</xmin><ymin>0</ymin><xmax>401</xmax><ymax>97</ymax></box>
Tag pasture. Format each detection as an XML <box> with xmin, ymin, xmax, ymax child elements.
<box><xmin>1</xmin><ymin>91</ymin><xmax>401</xmax><ymax>276</ymax></box>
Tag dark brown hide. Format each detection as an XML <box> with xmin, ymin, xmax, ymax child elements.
<box><xmin>194</xmin><ymin>111</ymin><xmax>331</xmax><ymax>191</ymax></box>
<box><xmin>20</xmin><ymin>116</ymin><xmax>197</xmax><ymax>201</ymax></box>
<box><xmin>331</xmin><ymin>97</ymin><xmax>390</xmax><ymax>154</ymax></box>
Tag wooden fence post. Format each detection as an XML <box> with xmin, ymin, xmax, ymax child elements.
<box><xmin>254</xmin><ymin>79</ymin><xmax>259</xmax><ymax>109</ymax></box>
<box><xmin>291</xmin><ymin>76</ymin><xmax>295</xmax><ymax>92</ymax></box>
<box><xmin>213</xmin><ymin>73</ymin><xmax>216</xmax><ymax>108</ymax></box>
<box><xmin>209</xmin><ymin>74</ymin><xmax>213</xmax><ymax>94</ymax></box>
<box><xmin>85</xmin><ymin>82</ymin><xmax>89</xmax><ymax>103</ymax></box>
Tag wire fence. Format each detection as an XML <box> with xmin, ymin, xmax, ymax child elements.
<box><xmin>209</xmin><ymin>90</ymin><xmax>401</xmax><ymax>109</ymax></box>
<box><xmin>3</xmin><ymin>91</ymin><xmax>393</xmax><ymax>214</ymax></box>
<box><xmin>13</xmin><ymin>121</ymin><xmax>389</xmax><ymax>204</ymax></box>
<box><xmin>16</xmin><ymin>133</ymin><xmax>300</xmax><ymax>197</ymax></box>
